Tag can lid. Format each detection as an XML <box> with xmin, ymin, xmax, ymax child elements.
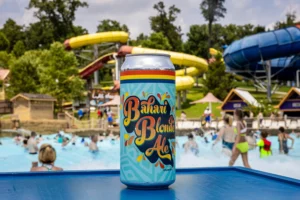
<box><xmin>125</xmin><ymin>53</ymin><xmax>171</xmax><ymax>58</ymax></box>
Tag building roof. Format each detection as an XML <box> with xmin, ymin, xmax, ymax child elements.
<box><xmin>220</xmin><ymin>89</ymin><xmax>260</xmax><ymax>109</ymax></box>
<box><xmin>275</xmin><ymin>87</ymin><xmax>300</xmax><ymax>109</ymax></box>
<box><xmin>11</xmin><ymin>93</ymin><xmax>57</xmax><ymax>102</ymax></box>
<box><xmin>0</xmin><ymin>69</ymin><xmax>10</xmax><ymax>81</ymax></box>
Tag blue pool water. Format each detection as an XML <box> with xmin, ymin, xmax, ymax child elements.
<box><xmin>0</xmin><ymin>134</ymin><xmax>299</xmax><ymax>179</ymax></box>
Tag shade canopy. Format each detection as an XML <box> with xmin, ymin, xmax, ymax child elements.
<box><xmin>99</xmin><ymin>95</ymin><xmax>120</xmax><ymax>107</ymax></box>
<box><xmin>190</xmin><ymin>92</ymin><xmax>222</xmax><ymax>104</ymax></box>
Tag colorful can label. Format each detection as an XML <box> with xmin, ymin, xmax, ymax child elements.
<box><xmin>120</xmin><ymin>69</ymin><xmax>176</xmax><ymax>187</ymax></box>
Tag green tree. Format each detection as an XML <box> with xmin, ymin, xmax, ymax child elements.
<box><xmin>200</xmin><ymin>0</ymin><xmax>227</xmax><ymax>51</ymax></box>
<box><xmin>150</xmin><ymin>1</ymin><xmax>182</xmax><ymax>51</ymax></box>
<box><xmin>0</xmin><ymin>19</ymin><xmax>24</xmax><ymax>52</ymax></box>
<box><xmin>8</xmin><ymin>51</ymin><xmax>42</xmax><ymax>98</ymax></box>
<box><xmin>222</xmin><ymin>24</ymin><xmax>265</xmax><ymax>45</ymax></box>
<box><xmin>28</xmin><ymin>0</ymin><xmax>88</xmax><ymax>41</ymax></box>
<box><xmin>25</xmin><ymin>20</ymin><xmax>55</xmax><ymax>50</ymax></box>
<box><xmin>130</xmin><ymin>33</ymin><xmax>148</xmax><ymax>46</ymax></box>
<box><xmin>274</xmin><ymin>12</ymin><xmax>297</xmax><ymax>29</ymax></box>
<box><xmin>38</xmin><ymin>42</ymin><xmax>85</xmax><ymax>111</ymax></box>
<box><xmin>0</xmin><ymin>32</ymin><xmax>10</xmax><ymax>51</ymax></box>
<box><xmin>12</xmin><ymin>41</ymin><xmax>26</xmax><ymax>57</ymax></box>
<box><xmin>201</xmin><ymin>53</ymin><xmax>235</xmax><ymax>100</ymax></box>
<box><xmin>185</xmin><ymin>24</ymin><xmax>223</xmax><ymax>58</ymax></box>
<box><xmin>97</xmin><ymin>19</ymin><xmax>129</xmax><ymax>33</ymax></box>
<box><xmin>142</xmin><ymin>32</ymin><xmax>172</xmax><ymax>50</ymax></box>
<box><xmin>0</xmin><ymin>51</ymin><xmax>13</xmax><ymax>68</ymax></box>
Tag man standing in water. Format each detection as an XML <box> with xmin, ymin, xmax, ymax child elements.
<box><xmin>28</xmin><ymin>131</ymin><xmax>38</xmax><ymax>154</ymax></box>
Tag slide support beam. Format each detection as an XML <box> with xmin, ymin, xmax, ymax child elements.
<box><xmin>93</xmin><ymin>44</ymin><xmax>99</xmax><ymax>85</ymax></box>
<box><xmin>177</xmin><ymin>91</ymin><xmax>181</xmax><ymax>110</ymax></box>
<box><xmin>266</xmin><ymin>61</ymin><xmax>272</xmax><ymax>102</ymax></box>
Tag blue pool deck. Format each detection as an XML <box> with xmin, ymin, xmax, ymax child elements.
<box><xmin>0</xmin><ymin>167</ymin><xmax>299</xmax><ymax>200</ymax></box>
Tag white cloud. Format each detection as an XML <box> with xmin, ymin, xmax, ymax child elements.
<box><xmin>231</xmin><ymin>0</ymin><xmax>251</xmax><ymax>9</ymax></box>
<box><xmin>274</xmin><ymin>0</ymin><xmax>282</xmax><ymax>7</ymax></box>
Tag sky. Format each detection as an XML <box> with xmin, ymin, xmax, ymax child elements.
<box><xmin>0</xmin><ymin>0</ymin><xmax>300</xmax><ymax>41</ymax></box>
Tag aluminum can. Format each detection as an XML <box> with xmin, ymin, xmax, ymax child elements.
<box><xmin>120</xmin><ymin>54</ymin><xmax>176</xmax><ymax>189</ymax></box>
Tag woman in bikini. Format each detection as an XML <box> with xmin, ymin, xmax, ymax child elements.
<box><xmin>229</xmin><ymin>109</ymin><xmax>251</xmax><ymax>168</ymax></box>
<box><xmin>30</xmin><ymin>144</ymin><xmax>63</xmax><ymax>172</ymax></box>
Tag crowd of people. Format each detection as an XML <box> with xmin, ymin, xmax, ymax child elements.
<box><xmin>77</xmin><ymin>106</ymin><xmax>115</xmax><ymax>128</ymax></box>
<box><xmin>183</xmin><ymin>109</ymin><xmax>298</xmax><ymax>168</ymax></box>
<box><xmin>8</xmin><ymin>129</ymin><xmax>120</xmax><ymax>172</ymax></box>
<box><xmin>4</xmin><ymin>107</ymin><xmax>298</xmax><ymax>173</ymax></box>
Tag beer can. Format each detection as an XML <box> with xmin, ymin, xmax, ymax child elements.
<box><xmin>120</xmin><ymin>54</ymin><xmax>176</xmax><ymax>189</ymax></box>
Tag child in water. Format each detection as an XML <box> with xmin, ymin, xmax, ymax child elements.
<box><xmin>22</xmin><ymin>139</ymin><xmax>28</xmax><ymax>150</ymax></box>
<box><xmin>204</xmin><ymin>137</ymin><xmax>209</xmax><ymax>144</ymax></box>
<box><xmin>89</xmin><ymin>135</ymin><xmax>99</xmax><ymax>152</ymax></box>
<box><xmin>184</xmin><ymin>133</ymin><xmax>199</xmax><ymax>155</ymax></box>
<box><xmin>257</xmin><ymin>131</ymin><xmax>272</xmax><ymax>158</ymax></box>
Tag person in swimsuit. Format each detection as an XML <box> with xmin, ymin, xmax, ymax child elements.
<box><xmin>184</xmin><ymin>133</ymin><xmax>199</xmax><ymax>155</ymax></box>
<box><xmin>22</xmin><ymin>139</ymin><xmax>28</xmax><ymax>150</ymax></box>
<box><xmin>89</xmin><ymin>135</ymin><xmax>99</xmax><ymax>152</ymax></box>
<box><xmin>27</xmin><ymin>132</ymin><xmax>38</xmax><ymax>154</ymax></box>
<box><xmin>30</xmin><ymin>144</ymin><xmax>63</xmax><ymax>172</ymax></box>
<box><xmin>229</xmin><ymin>109</ymin><xmax>251</xmax><ymax>168</ymax></box>
<box><xmin>278</xmin><ymin>127</ymin><xmax>294</xmax><ymax>155</ymax></box>
<box><xmin>71</xmin><ymin>133</ymin><xmax>77</xmax><ymax>145</ymax></box>
<box><xmin>62</xmin><ymin>137</ymin><xmax>70</xmax><ymax>147</ymax></box>
<box><xmin>257</xmin><ymin>131</ymin><xmax>272</xmax><ymax>158</ymax></box>
<box><xmin>213</xmin><ymin>115</ymin><xmax>236</xmax><ymax>152</ymax></box>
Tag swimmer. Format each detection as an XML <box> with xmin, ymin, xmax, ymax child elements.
<box><xmin>22</xmin><ymin>139</ymin><xmax>28</xmax><ymax>150</ymax></box>
<box><xmin>110</xmin><ymin>138</ymin><xmax>116</xmax><ymax>145</ymax></box>
<box><xmin>184</xmin><ymin>133</ymin><xmax>199</xmax><ymax>155</ymax></box>
<box><xmin>204</xmin><ymin>137</ymin><xmax>209</xmax><ymax>144</ymax></box>
<box><xmin>37</xmin><ymin>135</ymin><xmax>43</xmax><ymax>143</ymax></box>
<box><xmin>14</xmin><ymin>133</ymin><xmax>23</xmax><ymax>145</ymax></box>
<box><xmin>71</xmin><ymin>133</ymin><xmax>77</xmax><ymax>145</ymax></box>
<box><xmin>57</xmin><ymin>135</ymin><xmax>63</xmax><ymax>143</ymax></box>
<box><xmin>98</xmin><ymin>134</ymin><xmax>105</xmax><ymax>142</ymax></box>
<box><xmin>84</xmin><ymin>141</ymin><xmax>89</xmax><ymax>147</ymax></box>
<box><xmin>212</xmin><ymin>131</ymin><xmax>218</xmax><ymax>141</ymax></box>
<box><xmin>81</xmin><ymin>138</ymin><xmax>85</xmax><ymax>143</ymax></box>
<box><xmin>28</xmin><ymin>132</ymin><xmax>38</xmax><ymax>155</ymax></box>
<box><xmin>213</xmin><ymin>115</ymin><xmax>235</xmax><ymax>152</ymax></box>
<box><xmin>89</xmin><ymin>135</ymin><xmax>99</xmax><ymax>152</ymax></box>
<box><xmin>62</xmin><ymin>137</ymin><xmax>70</xmax><ymax>147</ymax></box>
<box><xmin>278</xmin><ymin>127</ymin><xmax>294</xmax><ymax>155</ymax></box>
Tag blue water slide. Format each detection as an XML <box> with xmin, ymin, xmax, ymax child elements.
<box><xmin>224</xmin><ymin>27</ymin><xmax>300</xmax><ymax>80</ymax></box>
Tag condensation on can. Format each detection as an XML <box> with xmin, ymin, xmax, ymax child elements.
<box><xmin>120</xmin><ymin>54</ymin><xmax>176</xmax><ymax>189</ymax></box>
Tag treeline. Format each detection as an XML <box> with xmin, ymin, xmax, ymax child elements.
<box><xmin>0</xmin><ymin>0</ymin><xmax>298</xmax><ymax>102</ymax></box>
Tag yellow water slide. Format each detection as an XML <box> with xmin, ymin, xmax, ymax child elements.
<box><xmin>121</xmin><ymin>46</ymin><xmax>208</xmax><ymax>91</ymax></box>
<box><xmin>64</xmin><ymin>31</ymin><xmax>129</xmax><ymax>49</ymax></box>
<box><xmin>64</xmin><ymin>31</ymin><xmax>208</xmax><ymax>91</ymax></box>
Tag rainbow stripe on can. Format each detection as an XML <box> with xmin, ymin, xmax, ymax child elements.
<box><xmin>120</xmin><ymin>70</ymin><xmax>175</xmax><ymax>84</ymax></box>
